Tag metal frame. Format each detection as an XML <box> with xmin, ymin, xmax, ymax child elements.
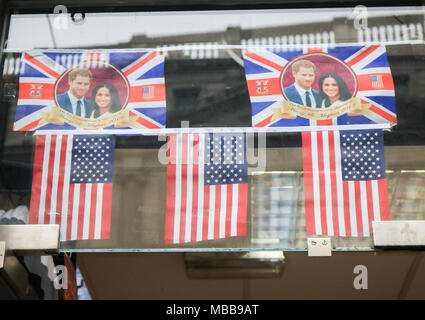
<box><xmin>184</xmin><ymin>251</ymin><xmax>285</xmax><ymax>279</ymax></box>
<box><xmin>0</xmin><ymin>224</ymin><xmax>59</xmax><ymax>252</ymax></box>
<box><xmin>2</xmin><ymin>0</ymin><xmax>282</xmax><ymax>14</ymax></box>
<box><xmin>2</xmin><ymin>0</ymin><xmax>422</xmax><ymax>14</ymax></box>
<box><xmin>0</xmin><ymin>1</ymin><xmax>10</xmax><ymax>162</ymax></box>
<box><xmin>373</xmin><ymin>221</ymin><xmax>425</xmax><ymax>247</ymax></box>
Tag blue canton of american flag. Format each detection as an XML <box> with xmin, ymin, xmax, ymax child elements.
<box><xmin>70</xmin><ymin>136</ymin><xmax>114</xmax><ymax>184</ymax></box>
<box><xmin>29</xmin><ymin>135</ymin><xmax>115</xmax><ymax>242</ymax></box>
<box><xmin>165</xmin><ymin>133</ymin><xmax>248</xmax><ymax>244</ymax></box>
<box><xmin>340</xmin><ymin>130</ymin><xmax>386</xmax><ymax>181</ymax></box>
<box><xmin>302</xmin><ymin>129</ymin><xmax>390</xmax><ymax>238</ymax></box>
<box><xmin>14</xmin><ymin>50</ymin><xmax>166</xmax><ymax>131</ymax></box>
<box><xmin>204</xmin><ymin>133</ymin><xmax>248</xmax><ymax>185</ymax></box>
<box><xmin>243</xmin><ymin>45</ymin><xmax>396</xmax><ymax>127</ymax></box>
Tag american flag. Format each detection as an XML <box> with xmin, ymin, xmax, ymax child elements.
<box><xmin>370</xmin><ymin>75</ymin><xmax>384</xmax><ymax>89</ymax></box>
<box><xmin>165</xmin><ymin>132</ymin><xmax>248</xmax><ymax>244</ymax></box>
<box><xmin>29</xmin><ymin>134</ymin><xmax>115</xmax><ymax>241</ymax></box>
<box><xmin>243</xmin><ymin>45</ymin><xmax>396</xmax><ymax>127</ymax></box>
<box><xmin>142</xmin><ymin>86</ymin><xmax>154</xmax><ymax>99</ymax></box>
<box><xmin>14</xmin><ymin>50</ymin><xmax>166</xmax><ymax>131</ymax></box>
<box><xmin>302</xmin><ymin>129</ymin><xmax>390</xmax><ymax>237</ymax></box>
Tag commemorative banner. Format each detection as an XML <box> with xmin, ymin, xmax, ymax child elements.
<box><xmin>14</xmin><ymin>50</ymin><xmax>166</xmax><ymax>131</ymax></box>
<box><xmin>242</xmin><ymin>45</ymin><xmax>397</xmax><ymax>127</ymax></box>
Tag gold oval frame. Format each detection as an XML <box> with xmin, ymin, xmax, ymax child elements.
<box><xmin>54</xmin><ymin>60</ymin><xmax>131</xmax><ymax>118</ymax></box>
<box><xmin>280</xmin><ymin>52</ymin><xmax>358</xmax><ymax>102</ymax></box>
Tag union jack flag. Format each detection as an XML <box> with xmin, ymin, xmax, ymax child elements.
<box><xmin>243</xmin><ymin>45</ymin><xmax>397</xmax><ymax>128</ymax></box>
<box><xmin>14</xmin><ymin>50</ymin><xmax>166</xmax><ymax>131</ymax></box>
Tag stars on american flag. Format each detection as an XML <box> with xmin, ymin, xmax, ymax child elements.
<box><xmin>340</xmin><ymin>130</ymin><xmax>386</xmax><ymax>181</ymax></box>
<box><xmin>70</xmin><ymin>135</ymin><xmax>114</xmax><ymax>184</ymax></box>
<box><xmin>204</xmin><ymin>133</ymin><xmax>248</xmax><ymax>186</ymax></box>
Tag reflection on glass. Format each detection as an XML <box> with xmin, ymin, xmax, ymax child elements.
<box><xmin>1</xmin><ymin>7</ymin><xmax>425</xmax><ymax>251</ymax></box>
<box><xmin>251</xmin><ymin>172</ymin><xmax>299</xmax><ymax>248</ymax></box>
<box><xmin>6</xmin><ymin>7</ymin><xmax>424</xmax><ymax>51</ymax></box>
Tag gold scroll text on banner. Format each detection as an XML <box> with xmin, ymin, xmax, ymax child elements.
<box><xmin>39</xmin><ymin>106</ymin><xmax>140</xmax><ymax>129</ymax></box>
<box><xmin>271</xmin><ymin>97</ymin><xmax>372</xmax><ymax>121</ymax></box>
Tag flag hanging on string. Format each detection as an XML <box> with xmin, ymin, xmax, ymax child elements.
<box><xmin>14</xmin><ymin>50</ymin><xmax>166</xmax><ymax>131</ymax></box>
<box><xmin>165</xmin><ymin>132</ymin><xmax>248</xmax><ymax>244</ymax></box>
<box><xmin>302</xmin><ymin>129</ymin><xmax>390</xmax><ymax>237</ymax></box>
<box><xmin>242</xmin><ymin>45</ymin><xmax>396</xmax><ymax>128</ymax></box>
<box><xmin>29</xmin><ymin>134</ymin><xmax>115</xmax><ymax>241</ymax></box>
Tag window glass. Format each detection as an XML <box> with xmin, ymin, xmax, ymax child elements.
<box><xmin>1</xmin><ymin>6</ymin><xmax>425</xmax><ymax>251</ymax></box>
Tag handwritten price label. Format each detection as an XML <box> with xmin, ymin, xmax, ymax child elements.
<box><xmin>307</xmin><ymin>237</ymin><xmax>332</xmax><ymax>257</ymax></box>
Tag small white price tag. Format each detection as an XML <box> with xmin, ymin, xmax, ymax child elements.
<box><xmin>307</xmin><ymin>237</ymin><xmax>332</xmax><ymax>257</ymax></box>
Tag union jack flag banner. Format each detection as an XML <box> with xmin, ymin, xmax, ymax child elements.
<box><xmin>165</xmin><ymin>132</ymin><xmax>248</xmax><ymax>244</ymax></box>
<box><xmin>242</xmin><ymin>45</ymin><xmax>396</xmax><ymax>128</ymax></box>
<box><xmin>29</xmin><ymin>134</ymin><xmax>115</xmax><ymax>241</ymax></box>
<box><xmin>302</xmin><ymin>129</ymin><xmax>390</xmax><ymax>237</ymax></box>
<box><xmin>14</xmin><ymin>50</ymin><xmax>166</xmax><ymax>131</ymax></box>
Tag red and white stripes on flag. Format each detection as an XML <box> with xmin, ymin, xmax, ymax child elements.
<box><xmin>165</xmin><ymin>133</ymin><xmax>248</xmax><ymax>244</ymax></box>
<box><xmin>302</xmin><ymin>130</ymin><xmax>390</xmax><ymax>237</ymax></box>
<box><xmin>29</xmin><ymin>135</ymin><xmax>113</xmax><ymax>241</ymax></box>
